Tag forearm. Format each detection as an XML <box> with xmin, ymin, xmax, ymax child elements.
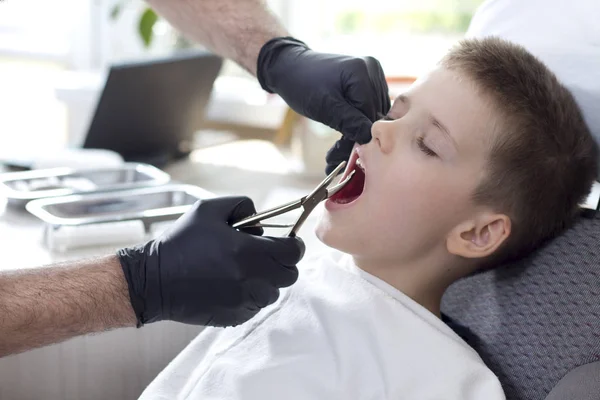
<box><xmin>145</xmin><ymin>0</ymin><xmax>288</xmax><ymax>74</ymax></box>
<box><xmin>0</xmin><ymin>256</ymin><xmax>136</xmax><ymax>357</ymax></box>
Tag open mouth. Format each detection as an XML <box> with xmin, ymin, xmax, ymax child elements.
<box><xmin>329</xmin><ymin>150</ymin><xmax>366</xmax><ymax>205</ymax></box>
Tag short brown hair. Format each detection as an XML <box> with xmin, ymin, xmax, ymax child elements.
<box><xmin>441</xmin><ymin>37</ymin><xmax>598</xmax><ymax>266</ymax></box>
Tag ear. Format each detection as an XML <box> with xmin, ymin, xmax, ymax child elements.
<box><xmin>446</xmin><ymin>213</ymin><xmax>511</xmax><ymax>259</ymax></box>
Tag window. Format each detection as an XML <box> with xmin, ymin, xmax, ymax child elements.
<box><xmin>285</xmin><ymin>0</ymin><xmax>485</xmax><ymax>77</ymax></box>
<box><xmin>0</xmin><ymin>0</ymin><xmax>90</xmax><ymax>67</ymax></box>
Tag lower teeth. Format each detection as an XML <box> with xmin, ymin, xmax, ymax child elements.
<box><xmin>330</xmin><ymin>163</ymin><xmax>365</xmax><ymax>205</ymax></box>
<box><xmin>333</xmin><ymin>196</ymin><xmax>358</xmax><ymax>205</ymax></box>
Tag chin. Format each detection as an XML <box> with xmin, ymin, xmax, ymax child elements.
<box><xmin>315</xmin><ymin>215</ymin><xmax>334</xmax><ymax>245</ymax></box>
<box><xmin>315</xmin><ymin>214</ymin><xmax>359</xmax><ymax>255</ymax></box>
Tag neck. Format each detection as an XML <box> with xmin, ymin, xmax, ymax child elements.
<box><xmin>353</xmin><ymin>252</ymin><xmax>466</xmax><ymax>317</ymax></box>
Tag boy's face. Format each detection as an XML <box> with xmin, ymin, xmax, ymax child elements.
<box><xmin>316</xmin><ymin>67</ymin><xmax>503</xmax><ymax>270</ymax></box>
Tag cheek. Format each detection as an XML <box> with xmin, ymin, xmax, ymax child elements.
<box><xmin>367</xmin><ymin>165</ymin><xmax>472</xmax><ymax>243</ymax></box>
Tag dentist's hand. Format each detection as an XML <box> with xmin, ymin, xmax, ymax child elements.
<box><xmin>257</xmin><ymin>37</ymin><xmax>391</xmax><ymax>174</ymax></box>
<box><xmin>117</xmin><ymin>196</ymin><xmax>305</xmax><ymax>327</ymax></box>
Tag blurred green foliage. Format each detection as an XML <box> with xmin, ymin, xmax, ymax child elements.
<box><xmin>110</xmin><ymin>1</ymin><xmax>159</xmax><ymax>48</ymax></box>
<box><xmin>335</xmin><ymin>0</ymin><xmax>484</xmax><ymax>35</ymax></box>
<box><xmin>138</xmin><ymin>8</ymin><xmax>159</xmax><ymax>47</ymax></box>
<box><xmin>336</xmin><ymin>10</ymin><xmax>475</xmax><ymax>34</ymax></box>
<box><xmin>112</xmin><ymin>0</ymin><xmax>485</xmax><ymax>48</ymax></box>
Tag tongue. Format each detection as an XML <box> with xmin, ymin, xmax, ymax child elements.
<box><xmin>330</xmin><ymin>167</ymin><xmax>365</xmax><ymax>204</ymax></box>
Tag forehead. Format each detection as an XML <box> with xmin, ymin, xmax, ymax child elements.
<box><xmin>404</xmin><ymin>67</ymin><xmax>498</xmax><ymax>156</ymax></box>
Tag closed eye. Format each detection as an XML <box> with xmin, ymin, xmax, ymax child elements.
<box><xmin>417</xmin><ymin>136</ymin><xmax>437</xmax><ymax>157</ymax></box>
<box><xmin>380</xmin><ymin>113</ymin><xmax>437</xmax><ymax>157</ymax></box>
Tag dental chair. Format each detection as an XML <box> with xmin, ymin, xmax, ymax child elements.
<box><xmin>442</xmin><ymin>212</ymin><xmax>600</xmax><ymax>400</ymax></box>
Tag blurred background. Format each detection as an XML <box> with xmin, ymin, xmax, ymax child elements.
<box><xmin>0</xmin><ymin>0</ymin><xmax>484</xmax><ymax>163</ymax></box>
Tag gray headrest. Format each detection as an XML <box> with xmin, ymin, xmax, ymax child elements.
<box><xmin>442</xmin><ymin>213</ymin><xmax>600</xmax><ymax>400</ymax></box>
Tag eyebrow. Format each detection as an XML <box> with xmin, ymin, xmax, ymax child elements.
<box><xmin>395</xmin><ymin>94</ymin><xmax>457</xmax><ymax>149</ymax></box>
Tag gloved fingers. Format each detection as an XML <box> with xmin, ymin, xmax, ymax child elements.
<box><xmin>328</xmin><ymin>101</ymin><xmax>375</xmax><ymax>144</ymax></box>
<box><xmin>190</xmin><ymin>196</ymin><xmax>255</xmax><ymax>219</ymax></box>
<box><xmin>236</xmin><ymin>225</ymin><xmax>264</xmax><ymax>237</ymax></box>
<box><xmin>186</xmin><ymin>196</ymin><xmax>248</xmax><ymax>220</ymax></box>
<box><xmin>193</xmin><ymin>196</ymin><xmax>264</xmax><ymax>236</ymax></box>
<box><xmin>244</xmin><ymin>279</ymin><xmax>281</xmax><ymax>309</ymax></box>
<box><xmin>202</xmin><ymin>282</ymin><xmax>278</xmax><ymax>327</ymax></box>
<box><xmin>325</xmin><ymin>137</ymin><xmax>356</xmax><ymax>175</ymax></box>
<box><xmin>226</xmin><ymin>197</ymin><xmax>259</xmax><ymax>222</ymax></box>
<box><xmin>338</xmin><ymin>57</ymin><xmax>390</xmax><ymax>142</ymax></box>
<box><xmin>263</xmin><ymin>263</ymin><xmax>299</xmax><ymax>289</ymax></box>
<box><xmin>342</xmin><ymin>69</ymin><xmax>379</xmax><ymax>121</ymax></box>
<box><xmin>264</xmin><ymin>236</ymin><xmax>306</xmax><ymax>267</ymax></box>
<box><xmin>206</xmin><ymin>306</ymin><xmax>260</xmax><ymax>328</ymax></box>
<box><xmin>246</xmin><ymin>235</ymin><xmax>303</xmax><ymax>288</ymax></box>
<box><xmin>227</xmin><ymin>197</ymin><xmax>264</xmax><ymax>236</ymax></box>
<box><xmin>221</xmin><ymin>196</ymin><xmax>257</xmax><ymax>220</ymax></box>
<box><xmin>362</xmin><ymin>56</ymin><xmax>392</xmax><ymax>115</ymax></box>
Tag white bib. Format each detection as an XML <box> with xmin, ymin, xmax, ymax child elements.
<box><xmin>140</xmin><ymin>252</ymin><xmax>504</xmax><ymax>399</ymax></box>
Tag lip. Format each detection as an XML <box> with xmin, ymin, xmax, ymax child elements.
<box><xmin>325</xmin><ymin>146</ymin><xmax>366</xmax><ymax>211</ymax></box>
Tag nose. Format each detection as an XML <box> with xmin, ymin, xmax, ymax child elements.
<box><xmin>371</xmin><ymin>120</ymin><xmax>395</xmax><ymax>154</ymax></box>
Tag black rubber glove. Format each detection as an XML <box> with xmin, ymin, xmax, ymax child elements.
<box><xmin>117</xmin><ymin>196</ymin><xmax>305</xmax><ymax>328</ymax></box>
<box><xmin>257</xmin><ymin>37</ymin><xmax>391</xmax><ymax>175</ymax></box>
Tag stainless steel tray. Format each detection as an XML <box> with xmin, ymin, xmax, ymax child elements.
<box><xmin>26</xmin><ymin>184</ymin><xmax>214</xmax><ymax>227</ymax></box>
<box><xmin>26</xmin><ymin>184</ymin><xmax>214</xmax><ymax>252</ymax></box>
<box><xmin>0</xmin><ymin>163</ymin><xmax>171</xmax><ymax>206</ymax></box>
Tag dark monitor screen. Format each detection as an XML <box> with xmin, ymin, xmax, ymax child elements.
<box><xmin>83</xmin><ymin>51</ymin><xmax>223</xmax><ymax>166</ymax></box>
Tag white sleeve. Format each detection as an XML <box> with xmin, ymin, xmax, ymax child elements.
<box><xmin>467</xmin><ymin>0</ymin><xmax>600</xmax><ymax>148</ymax></box>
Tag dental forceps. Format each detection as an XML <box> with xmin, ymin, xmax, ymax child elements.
<box><xmin>232</xmin><ymin>161</ymin><xmax>355</xmax><ymax>237</ymax></box>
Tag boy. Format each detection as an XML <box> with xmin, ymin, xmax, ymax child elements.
<box><xmin>139</xmin><ymin>38</ymin><xmax>597</xmax><ymax>399</ymax></box>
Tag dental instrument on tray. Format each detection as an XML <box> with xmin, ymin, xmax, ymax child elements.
<box><xmin>232</xmin><ymin>161</ymin><xmax>355</xmax><ymax>236</ymax></box>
